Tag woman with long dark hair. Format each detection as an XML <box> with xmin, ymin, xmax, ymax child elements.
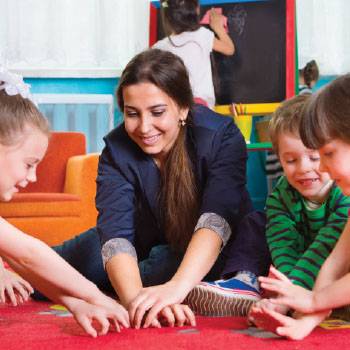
<box><xmin>41</xmin><ymin>49</ymin><xmax>270</xmax><ymax>328</ymax></box>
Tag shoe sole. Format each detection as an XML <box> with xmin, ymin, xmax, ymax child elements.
<box><xmin>184</xmin><ymin>284</ymin><xmax>260</xmax><ymax>317</ymax></box>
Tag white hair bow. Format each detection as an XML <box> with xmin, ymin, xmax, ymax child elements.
<box><xmin>0</xmin><ymin>66</ymin><xmax>34</xmax><ymax>101</ymax></box>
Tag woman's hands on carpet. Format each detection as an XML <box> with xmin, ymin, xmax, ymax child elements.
<box><xmin>128</xmin><ymin>281</ymin><xmax>196</xmax><ymax>329</ymax></box>
<box><xmin>0</xmin><ymin>268</ymin><xmax>33</xmax><ymax>305</ymax></box>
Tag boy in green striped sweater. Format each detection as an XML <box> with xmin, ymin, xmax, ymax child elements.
<box><xmin>249</xmin><ymin>94</ymin><xmax>350</xmax><ymax>321</ymax></box>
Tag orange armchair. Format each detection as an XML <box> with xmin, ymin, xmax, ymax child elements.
<box><xmin>0</xmin><ymin>132</ymin><xmax>99</xmax><ymax>246</ymax></box>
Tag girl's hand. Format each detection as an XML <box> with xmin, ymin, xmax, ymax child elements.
<box><xmin>128</xmin><ymin>281</ymin><xmax>192</xmax><ymax>329</ymax></box>
<box><xmin>0</xmin><ymin>269</ymin><xmax>34</xmax><ymax>306</ymax></box>
<box><xmin>69</xmin><ymin>298</ymin><xmax>130</xmax><ymax>338</ymax></box>
<box><xmin>258</xmin><ymin>267</ymin><xmax>316</xmax><ymax>313</ymax></box>
<box><xmin>209</xmin><ymin>8</ymin><xmax>225</xmax><ymax>32</ymax></box>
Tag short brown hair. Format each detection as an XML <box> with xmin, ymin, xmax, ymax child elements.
<box><xmin>300</xmin><ymin>73</ymin><xmax>350</xmax><ymax>149</ymax></box>
<box><xmin>269</xmin><ymin>94</ymin><xmax>310</xmax><ymax>154</ymax></box>
<box><xmin>0</xmin><ymin>90</ymin><xmax>49</xmax><ymax>146</ymax></box>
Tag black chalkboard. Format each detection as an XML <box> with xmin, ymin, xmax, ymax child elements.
<box><xmin>154</xmin><ymin>0</ymin><xmax>286</xmax><ymax>105</ymax></box>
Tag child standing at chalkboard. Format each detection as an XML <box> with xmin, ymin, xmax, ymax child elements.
<box><xmin>153</xmin><ymin>0</ymin><xmax>235</xmax><ymax>109</ymax></box>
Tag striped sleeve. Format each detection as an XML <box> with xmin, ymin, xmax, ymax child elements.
<box><xmin>266</xmin><ymin>179</ymin><xmax>302</xmax><ymax>276</ymax></box>
<box><xmin>289</xmin><ymin>189</ymin><xmax>350</xmax><ymax>289</ymax></box>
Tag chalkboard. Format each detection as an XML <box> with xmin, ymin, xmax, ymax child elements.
<box><xmin>151</xmin><ymin>0</ymin><xmax>290</xmax><ymax>105</ymax></box>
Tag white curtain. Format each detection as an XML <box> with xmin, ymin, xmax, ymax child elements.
<box><xmin>0</xmin><ymin>0</ymin><xmax>150</xmax><ymax>77</ymax></box>
<box><xmin>297</xmin><ymin>0</ymin><xmax>350</xmax><ymax>75</ymax></box>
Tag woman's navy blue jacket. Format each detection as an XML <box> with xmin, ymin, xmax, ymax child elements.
<box><xmin>96</xmin><ymin>105</ymin><xmax>253</xmax><ymax>260</ymax></box>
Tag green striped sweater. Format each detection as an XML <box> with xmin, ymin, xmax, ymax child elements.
<box><xmin>266</xmin><ymin>176</ymin><xmax>350</xmax><ymax>289</ymax></box>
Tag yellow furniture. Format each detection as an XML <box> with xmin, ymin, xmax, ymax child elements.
<box><xmin>233</xmin><ymin>115</ymin><xmax>253</xmax><ymax>143</ymax></box>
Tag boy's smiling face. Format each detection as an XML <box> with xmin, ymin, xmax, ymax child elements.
<box><xmin>278</xmin><ymin>132</ymin><xmax>331</xmax><ymax>203</ymax></box>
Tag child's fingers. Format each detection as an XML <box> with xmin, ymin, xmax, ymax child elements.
<box><xmin>114</xmin><ymin>306</ymin><xmax>130</xmax><ymax>328</ymax></box>
<box><xmin>93</xmin><ymin>314</ymin><xmax>110</xmax><ymax>336</ymax></box>
<box><xmin>259</xmin><ymin>281</ymin><xmax>282</xmax><ymax>294</ymax></box>
<box><xmin>0</xmin><ymin>288</ymin><xmax>5</xmax><ymax>303</ymax></box>
<box><xmin>18</xmin><ymin>278</ymin><xmax>34</xmax><ymax>294</ymax></box>
<box><xmin>261</xmin><ymin>305</ymin><xmax>291</xmax><ymax>325</ymax></box>
<box><xmin>269</xmin><ymin>267</ymin><xmax>291</xmax><ymax>283</ymax></box>
<box><xmin>77</xmin><ymin>316</ymin><xmax>97</xmax><ymax>338</ymax></box>
<box><xmin>5</xmin><ymin>286</ymin><xmax>17</xmax><ymax>306</ymax></box>
<box><xmin>12</xmin><ymin>281</ymin><xmax>30</xmax><ymax>301</ymax></box>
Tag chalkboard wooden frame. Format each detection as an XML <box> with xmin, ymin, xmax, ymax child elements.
<box><xmin>149</xmin><ymin>0</ymin><xmax>296</xmax><ymax>106</ymax></box>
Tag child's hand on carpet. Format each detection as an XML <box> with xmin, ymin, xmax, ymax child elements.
<box><xmin>259</xmin><ymin>267</ymin><xmax>317</xmax><ymax>313</ymax></box>
<box><xmin>68</xmin><ymin>298</ymin><xmax>130</xmax><ymax>337</ymax></box>
<box><xmin>255</xmin><ymin>307</ymin><xmax>329</xmax><ymax>340</ymax></box>
<box><xmin>0</xmin><ymin>268</ymin><xmax>34</xmax><ymax>306</ymax></box>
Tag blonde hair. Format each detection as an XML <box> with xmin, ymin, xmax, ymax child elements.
<box><xmin>0</xmin><ymin>90</ymin><xmax>49</xmax><ymax>146</ymax></box>
<box><xmin>269</xmin><ymin>94</ymin><xmax>310</xmax><ymax>154</ymax></box>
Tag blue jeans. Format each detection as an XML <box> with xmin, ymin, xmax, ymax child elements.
<box><xmin>33</xmin><ymin>228</ymin><xmax>209</xmax><ymax>299</ymax></box>
<box><xmin>33</xmin><ymin>211</ymin><xmax>270</xmax><ymax>300</ymax></box>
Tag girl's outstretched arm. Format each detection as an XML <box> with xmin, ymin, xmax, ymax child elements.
<box><xmin>209</xmin><ymin>9</ymin><xmax>235</xmax><ymax>55</ymax></box>
<box><xmin>0</xmin><ymin>217</ymin><xmax>113</xmax><ymax>305</ymax></box>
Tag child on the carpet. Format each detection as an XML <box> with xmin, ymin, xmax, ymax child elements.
<box><xmin>153</xmin><ymin>0</ymin><xmax>234</xmax><ymax>108</ymax></box>
<box><xmin>249</xmin><ymin>93</ymin><xmax>350</xmax><ymax>327</ymax></box>
<box><xmin>255</xmin><ymin>74</ymin><xmax>350</xmax><ymax>340</ymax></box>
<box><xmin>0</xmin><ymin>67</ymin><xmax>129</xmax><ymax>337</ymax></box>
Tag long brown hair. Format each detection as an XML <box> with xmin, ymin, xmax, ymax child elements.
<box><xmin>117</xmin><ymin>49</ymin><xmax>199</xmax><ymax>251</ymax></box>
<box><xmin>0</xmin><ymin>89</ymin><xmax>49</xmax><ymax>146</ymax></box>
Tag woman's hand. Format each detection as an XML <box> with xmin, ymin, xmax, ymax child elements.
<box><xmin>128</xmin><ymin>281</ymin><xmax>194</xmax><ymax>328</ymax></box>
<box><xmin>67</xmin><ymin>298</ymin><xmax>130</xmax><ymax>338</ymax></box>
<box><xmin>0</xmin><ymin>268</ymin><xmax>34</xmax><ymax>306</ymax></box>
<box><xmin>258</xmin><ymin>267</ymin><xmax>317</xmax><ymax>314</ymax></box>
<box><xmin>158</xmin><ymin>304</ymin><xmax>196</xmax><ymax>327</ymax></box>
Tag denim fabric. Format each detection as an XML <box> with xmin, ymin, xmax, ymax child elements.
<box><xmin>33</xmin><ymin>228</ymin><xmax>218</xmax><ymax>300</ymax></box>
<box><xmin>32</xmin><ymin>211</ymin><xmax>271</xmax><ymax>301</ymax></box>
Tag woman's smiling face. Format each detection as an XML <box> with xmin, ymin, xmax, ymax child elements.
<box><xmin>123</xmin><ymin>82</ymin><xmax>188</xmax><ymax>166</ymax></box>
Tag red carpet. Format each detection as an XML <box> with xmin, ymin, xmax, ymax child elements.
<box><xmin>1</xmin><ymin>300</ymin><xmax>350</xmax><ymax>350</ymax></box>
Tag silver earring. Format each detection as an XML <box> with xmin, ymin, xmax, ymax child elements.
<box><xmin>179</xmin><ymin>119</ymin><xmax>186</xmax><ymax>127</ymax></box>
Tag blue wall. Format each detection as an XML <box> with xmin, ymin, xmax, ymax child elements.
<box><xmin>25</xmin><ymin>77</ymin><xmax>122</xmax><ymax>125</ymax></box>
